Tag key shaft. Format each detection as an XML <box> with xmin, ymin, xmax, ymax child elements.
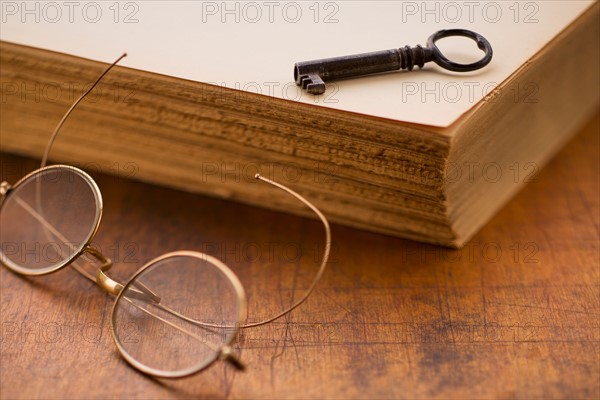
<box><xmin>295</xmin><ymin>45</ymin><xmax>432</xmax><ymax>95</ymax></box>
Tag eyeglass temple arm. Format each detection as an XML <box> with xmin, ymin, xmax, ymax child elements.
<box><xmin>240</xmin><ymin>174</ymin><xmax>332</xmax><ymax>329</ymax></box>
<box><xmin>147</xmin><ymin>175</ymin><xmax>331</xmax><ymax>330</ymax></box>
<box><xmin>40</xmin><ymin>53</ymin><xmax>127</xmax><ymax>170</ymax></box>
<box><xmin>138</xmin><ymin>175</ymin><xmax>331</xmax><ymax>330</ymax></box>
<box><xmin>28</xmin><ymin>53</ymin><xmax>152</xmax><ymax>297</ymax></box>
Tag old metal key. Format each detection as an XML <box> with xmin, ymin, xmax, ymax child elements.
<box><xmin>294</xmin><ymin>29</ymin><xmax>493</xmax><ymax>95</ymax></box>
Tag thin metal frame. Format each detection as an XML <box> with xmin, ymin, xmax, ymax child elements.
<box><xmin>0</xmin><ymin>52</ymin><xmax>332</xmax><ymax>379</ymax></box>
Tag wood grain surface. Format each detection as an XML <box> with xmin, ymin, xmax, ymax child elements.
<box><xmin>0</xmin><ymin>115</ymin><xmax>598</xmax><ymax>399</ymax></box>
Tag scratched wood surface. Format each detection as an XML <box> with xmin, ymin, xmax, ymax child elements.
<box><xmin>0</xmin><ymin>115</ymin><xmax>598</xmax><ymax>399</ymax></box>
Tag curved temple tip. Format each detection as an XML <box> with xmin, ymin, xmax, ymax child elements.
<box><xmin>254</xmin><ymin>173</ymin><xmax>262</xmax><ymax>180</ymax></box>
<box><xmin>219</xmin><ymin>346</ymin><xmax>246</xmax><ymax>371</ymax></box>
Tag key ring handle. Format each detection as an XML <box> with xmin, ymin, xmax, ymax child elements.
<box><xmin>427</xmin><ymin>29</ymin><xmax>493</xmax><ymax>72</ymax></box>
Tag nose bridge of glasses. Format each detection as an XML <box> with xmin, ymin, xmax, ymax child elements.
<box><xmin>0</xmin><ymin>181</ymin><xmax>11</xmax><ymax>197</ymax></box>
<box><xmin>88</xmin><ymin>247</ymin><xmax>162</xmax><ymax>303</ymax></box>
<box><xmin>84</xmin><ymin>246</ymin><xmax>123</xmax><ymax>296</ymax></box>
<box><xmin>218</xmin><ymin>346</ymin><xmax>246</xmax><ymax>370</ymax></box>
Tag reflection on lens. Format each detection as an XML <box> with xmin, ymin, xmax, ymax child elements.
<box><xmin>111</xmin><ymin>252</ymin><xmax>245</xmax><ymax>377</ymax></box>
<box><xmin>0</xmin><ymin>166</ymin><xmax>101</xmax><ymax>274</ymax></box>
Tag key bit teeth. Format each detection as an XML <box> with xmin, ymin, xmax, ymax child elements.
<box><xmin>300</xmin><ymin>75</ymin><xmax>312</xmax><ymax>89</ymax></box>
<box><xmin>303</xmin><ymin>74</ymin><xmax>325</xmax><ymax>94</ymax></box>
<box><xmin>307</xmin><ymin>82</ymin><xmax>326</xmax><ymax>95</ymax></box>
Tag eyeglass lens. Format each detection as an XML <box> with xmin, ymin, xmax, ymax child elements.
<box><xmin>112</xmin><ymin>254</ymin><xmax>243</xmax><ymax>375</ymax></box>
<box><xmin>0</xmin><ymin>167</ymin><xmax>101</xmax><ymax>274</ymax></box>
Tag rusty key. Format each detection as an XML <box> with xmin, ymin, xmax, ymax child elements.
<box><xmin>294</xmin><ymin>29</ymin><xmax>493</xmax><ymax>95</ymax></box>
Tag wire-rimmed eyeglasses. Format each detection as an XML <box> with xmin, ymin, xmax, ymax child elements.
<box><xmin>0</xmin><ymin>54</ymin><xmax>331</xmax><ymax>378</ymax></box>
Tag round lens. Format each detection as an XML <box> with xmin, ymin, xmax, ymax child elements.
<box><xmin>0</xmin><ymin>166</ymin><xmax>102</xmax><ymax>275</ymax></box>
<box><xmin>111</xmin><ymin>251</ymin><xmax>246</xmax><ymax>378</ymax></box>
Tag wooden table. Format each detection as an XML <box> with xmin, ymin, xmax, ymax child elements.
<box><xmin>1</xmin><ymin>116</ymin><xmax>598</xmax><ymax>399</ymax></box>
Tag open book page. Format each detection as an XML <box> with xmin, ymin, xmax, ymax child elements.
<box><xmin>0</xmin><ymin>0</ymin><xmax>593</xmax><ymax>127</ymax></box>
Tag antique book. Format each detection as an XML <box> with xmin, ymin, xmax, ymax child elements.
<box><xmin>0</xmin><ymin>1</ymin><xmax>598</xmax><ymax>246</ymax></box>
